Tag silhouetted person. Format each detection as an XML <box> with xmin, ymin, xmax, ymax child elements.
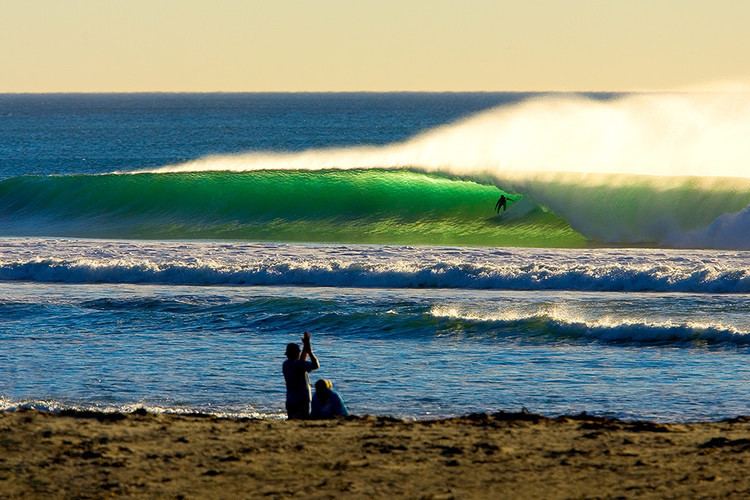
<box><xmin>311</xmin><ymin>379</ymin><xmax>349</xmax><ymax>419</ymax></box>
<box><xmin>283</xmin><ymin>331</ymin><xmax>320</xmax><ymax>419</ymax></box>
<box><xmin>495</xmin><ymin>194</ymin><xmax>508</xmax><ymax>213</ymax></box>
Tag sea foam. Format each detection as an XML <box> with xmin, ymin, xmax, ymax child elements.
<box><xmin>2</xmin><ymin>238</ymin><xmax>749</xmax><ymax>293</ymax></box>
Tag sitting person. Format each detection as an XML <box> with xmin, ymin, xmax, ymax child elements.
<box><xmin>310</xmin><ymin>379</ymin><xmax>349</xmax><ymax>419</ymax></box>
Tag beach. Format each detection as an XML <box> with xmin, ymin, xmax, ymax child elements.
<box><xmin>3</xmin><ymin>410</ymin><xmax>750</xmax><ymax>498</ymax></box>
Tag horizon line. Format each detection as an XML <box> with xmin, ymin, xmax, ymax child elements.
<box><xmin>0</xmin><ymin>89</ymin><xmax>682</xmax><ymax>96</ymax></box>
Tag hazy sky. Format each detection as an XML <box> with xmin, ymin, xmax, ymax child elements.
<box><xmin>2</xmin><ymin>0</ymin><xmax>749</xmax><ymax>92</ymax></box>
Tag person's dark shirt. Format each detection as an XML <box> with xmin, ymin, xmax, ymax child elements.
<box><xmin>282</xmin><ymin>359</ymin><xmax>315</xmax><ymax>405</ymax></box>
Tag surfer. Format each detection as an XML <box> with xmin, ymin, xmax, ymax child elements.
<box><xmin>310</xmin><ymin>379</ymin><xmax>349</xmax><ymax>419</ymax></box>
<box><xmin>282</xmin><ymin>331</ymin><xmax>320</xmax><ymax>419</ymax></box>
<box><xmin>495</xmin><ymin>194</ymin><xmax>508</xmax><ymax>213</ymax></box>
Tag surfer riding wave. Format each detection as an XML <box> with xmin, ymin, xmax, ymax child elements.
<box><xmin>495</xmin><ymin>194</ymin><xmax>507</xmax><ymax>214</ymax></box>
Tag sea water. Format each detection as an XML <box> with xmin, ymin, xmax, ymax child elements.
<box><xmin>1</xmin><ymin>93</ymin><xmax>750</xmax><ymax>420</ymax></box>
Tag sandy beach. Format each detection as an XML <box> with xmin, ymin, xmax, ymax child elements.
<box><xmin>2</xmin><ymin>410</ymin><xmax>750</xmax><ymax>498</ymax></box>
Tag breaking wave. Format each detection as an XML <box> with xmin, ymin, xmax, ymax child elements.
<box><xmin>3</xmin><ymin>92</ymin><xmax>750</xmax><ymax>248</ymax></box>
<box><xmin>430</xmin><ymin>306</ymin><xmax>750</xmax><ymax>346</ymax></box>
<box><xmin>1</xmin><ymin>239</ymin><xmax>749</xmax><ymax>292</ymax></box>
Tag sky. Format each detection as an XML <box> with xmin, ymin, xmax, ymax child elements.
<box><xmin>1</xmin><ymin>0</ymin><xmax>749</xmax><ymax>92</ymax></box>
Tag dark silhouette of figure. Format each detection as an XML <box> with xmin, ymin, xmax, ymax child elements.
<box><xmin>282</xmin><ymin>331</ymin><xmax>320</xmax><ymax>419</ymax></box>
<box><xmin>495</xmin><ymin>194</ymin><xmax>508</xmax><ymax>213</ymax></box>
<box><xmin>311</xmin><ymin>379</ymin><xmax>349</xmax><ymax>419</ymax></box>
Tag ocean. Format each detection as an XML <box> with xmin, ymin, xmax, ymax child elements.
<box><xmin>2</xmin><ymin>92</ymin><xmax>750</xmax><ymax>420</ymax></box>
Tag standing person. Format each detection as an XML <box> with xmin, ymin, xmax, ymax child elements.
<box><xmin>282</xmin><ymin>331</ymin><xmax>320</xmax><ymax>419</ymax></box>
<box><xmin>495</xmin><ymin>194</ymin><xmax>508</xmax><ymax>214</ymax></box>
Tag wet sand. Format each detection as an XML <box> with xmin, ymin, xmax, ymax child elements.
<box><xmin>2</xmin><ymin>410</ymin><xmax>750</xmax><ymax>499</ymax></box>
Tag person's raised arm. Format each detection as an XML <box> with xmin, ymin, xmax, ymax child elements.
<box><xmin>302</xmin><ymin>331</ymin><xmax>320</xmax><ymax>370</ymax></box>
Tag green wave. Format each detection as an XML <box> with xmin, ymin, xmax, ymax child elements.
<box><xmin>0</xmin><ymin>169</ymin><xmax>584</xmax><ymax>247</ymax></box>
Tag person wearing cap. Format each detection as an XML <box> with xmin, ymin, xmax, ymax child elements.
<box><xmin>282</xmin><ymin>331</ymin><xmax>320</xmax><ymax>419</ymax></box>
<box><xmin>310</xmin><ymin>379</ymin><xmax>349</xmax><ymax>419</ymax></box>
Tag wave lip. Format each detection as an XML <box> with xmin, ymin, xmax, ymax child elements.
<box><xmin>430</xmin><ymin>306</ymin><xmax>750</xmax><ymax>346</ymax></box>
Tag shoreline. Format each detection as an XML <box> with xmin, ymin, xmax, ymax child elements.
<box><xmin>3</xmin><ymin>409</ymin><xmax>750</xmax><ymax>498</ymax></box>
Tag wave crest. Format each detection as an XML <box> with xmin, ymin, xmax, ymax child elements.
<box><xmin>430</xmin><ymin>306</ymin><xmax>750</xmax><ymax>345</ymax></box>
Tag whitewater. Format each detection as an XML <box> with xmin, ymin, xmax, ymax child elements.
<box><xmin>2</xmin><ymin>92</ymin><xmax>750</xmax><ymax>421</ymax></box>
<box><xmin>2</xmin><ymin>238</ymin><xmax>750</xmax><ymax>293</ymax></box>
